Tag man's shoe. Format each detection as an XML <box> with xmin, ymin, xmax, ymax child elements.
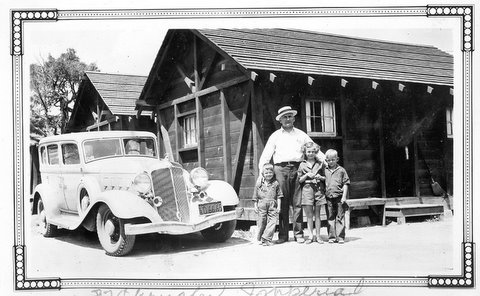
<box><xmin>305</xmin><ymin>239</ymin><xmax>313</xmax><ymax>244</ymax></box>
<box><xmin>328</xmin><ymin>239</ymin><xmax>336</xmax><ymax>244</ymax></box>
<box><xmin>337</xmin><ymin>239</ymin><xmax>345</xmax><ymax>244</ymax></box>
<box><xmin>275</xmin><ymin>239</ymin><xmax>287</xmax><ymax>244</ymax></box>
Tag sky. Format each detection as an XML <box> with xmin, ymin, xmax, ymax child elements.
<box><xmin>22</xmin><ymin>13</ymin><xmax>458</xmax><ymax>77</ymax></box>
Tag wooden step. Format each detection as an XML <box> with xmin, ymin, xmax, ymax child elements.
<box><xmin>384</xmin><ymin>203</ymin><xmax>444</xmax><ymax>224</ymax></box>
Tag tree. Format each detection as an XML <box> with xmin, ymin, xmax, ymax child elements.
<box><xmin>30</xmin><ymin>48</ymin><xmax>98</xmax><ymax>135</ymax></box>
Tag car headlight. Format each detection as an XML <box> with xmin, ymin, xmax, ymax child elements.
<box><xmin>132</xmin><ymin>172</ymin><xmax>152</xmax><ymax>194</ymax></box>
<box><xmin>190</xmin><ymin>167</ymin><xmax>209</xmax><ymax>190</ymax></box>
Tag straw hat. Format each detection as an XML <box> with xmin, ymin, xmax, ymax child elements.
<box><xmin>275</xmin><ymin>106</ymin><xmax>297</xmax><ymax>121</ymax></box>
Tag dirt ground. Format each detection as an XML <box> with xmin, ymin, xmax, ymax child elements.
<box><xmin>26</xmin><ymin>215</ymin><xmax>457</xmax><ymax>280</ymax></box>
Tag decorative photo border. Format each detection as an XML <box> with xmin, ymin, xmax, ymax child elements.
<box><xmin>10</xmin><ymin>5</ymin><xmax>475</xmax><ymax>292</ymax></box>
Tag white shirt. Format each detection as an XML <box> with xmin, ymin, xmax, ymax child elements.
<box><xmin>258</xmin><ymin>127</ymin><xmax>326</xmax><ymax>170</ymax></box>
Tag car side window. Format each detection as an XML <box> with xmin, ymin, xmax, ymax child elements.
<box><xmin>62</xmin><ymin>143</ymin><xmax>80</xmax><ymax>165</ymax></box>
<box><xmin>47</xmin><ymin>144</ymin><xmax>59</xmax><ymax>165</ymax></box>
<box><xmin>40</xmin><ymin>146</ymin><xmax>47</xmax><ymax>164</ymax></box>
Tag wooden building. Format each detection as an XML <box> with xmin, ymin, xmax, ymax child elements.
<box><xmin>136</xmin><ymin>29</ymin><xmax>454</xmax><ymax>221</ymax></box>
<box><xmin>67</xmin><ymin>71</ymin><xmax>155</xmax><ymax>133</ymax></box>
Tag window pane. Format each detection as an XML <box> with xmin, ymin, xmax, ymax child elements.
<box><xmin>183</xmin><ymin>115</ymin><xmax>197</xmax><ymax>146</ymax></box>
<box><xmin>323</xmin><ymin>101</ymin><xmax>334</xmax><ymax>116</ymax></box>
<box><xmin>47</xmin><ymin>145</ymin><xmax>59</xmax><ymax>165</ymax></box>
<box><xmin>62</xmin><ymin>144</ymin><xmax>80</xmax><ymax>165</ymax></box>
<box><xmin>324</xmin><ymin>118</ymin><xmax>335</xmax><ymax>133</ymax></box>
<box><xmin>84</xmin><ymin>139</ymin><xmax>121</xmax><ymax>161</ymax></box>
<box><xmin>313</xmin><ymin>117</ymin><xmax>322</xmax><ymax>132</ymax></box>
<box><xmin>40</xmin><ymin>146</ymin><xmax>47</xmax><ymax>164</ymax></box>
<box><xmin>305</xmin><ymin>99</ymin><xmax>336</xmax><ymax>135</ymax></box>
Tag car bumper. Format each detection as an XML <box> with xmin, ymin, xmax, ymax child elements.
<box><xmin>124</xmin><ymin>210</ymin><xmax>237</xmax><ymax>235</ymax></box>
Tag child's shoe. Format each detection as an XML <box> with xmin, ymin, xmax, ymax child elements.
<box><xmin>262</xmin><ymin>240</ymin><xmax>274</xmax><ymax>246</ymax></box>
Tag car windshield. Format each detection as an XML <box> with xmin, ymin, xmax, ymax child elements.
<box><xmin>123</xmin><ymin>138</ymin><xmax>157</xmax><ymax>157</ymax></box>
<box><xmin>83</xmin><ymin>137</ymin><xmax>157</xmax><ymax>162</ymax></box>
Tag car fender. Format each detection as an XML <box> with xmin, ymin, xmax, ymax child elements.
<box><xmin>205</xmin><ymin>180</ymin><xmax>239</xmax><ymax>206</ymax></box>
<box><xmin>90</xmin><ymin>190</ymin><xmax>162</xmax><ymax>223</ymax></box>
<box><xmin>32</xmin><ymin>183</ymin><xmax>62</xmax><ymax>217</ymax></box>
<box><xmin>77</xmin><ymin>175</ymin><xmax>103</xmax><ymax>198</ymax></box>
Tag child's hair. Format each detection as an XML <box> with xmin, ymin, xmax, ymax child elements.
<box><xmin>261</xmin><ymin>163</ymin><xmax>274</xmax><ymax>174</ymax></box>
<box><xmin>325</xmin><ymin>149</ymin><xmax>338</xmax><ymax>159</ymax></box>
<box><xmin>302</xmin><ymin>142</ymin><xmax>321</xmax><ymax>159</ymax></box>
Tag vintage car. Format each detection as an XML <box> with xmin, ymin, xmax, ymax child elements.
<box><xmin>32</xmin><ymin>131</ymin><xmax>239</xmax><ymax>256</ymax></box>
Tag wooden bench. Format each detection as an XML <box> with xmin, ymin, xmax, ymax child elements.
<box><xmin>383</xmin><ymin>203</ymin><xmax>444</xmax><ymax>224</ymax></box>
<box><xmin>345</xmin><ymin>198</ymin><xmax>387</xmax><ymax>230</ymax></box>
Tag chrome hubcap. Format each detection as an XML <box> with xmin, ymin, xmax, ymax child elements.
<box><xmin>105</xmin><ymin>220</ymin><xmax>116</xmax><ymax>237</ymax></box>
<box><xmin>81</xmin><ymin>195</ymin><xmax>90</xmax><ymax>211</ymax></box>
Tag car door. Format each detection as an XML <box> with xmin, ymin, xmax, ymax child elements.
<box><xmin>60</xmin><ymin>142</ymin><xmax>82</xmax><ymax>211</ymax></box>
<box><xmin>42</xmin><ymin>143</ymin><xmax>69</xmax><ymax>210</ymax></box>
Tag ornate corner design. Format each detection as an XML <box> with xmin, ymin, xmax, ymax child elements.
<box><xmin>14</xmin><ymin>245</ymin><xmax>61</xmax><ymax>290</ymax></box>
<box><xmin>428</xmin><ymin>243</ymin><xmax>475</xmax><ymax>287</ymax></box>
<box><xmin>11</xmin><ymin>10</ymin><xmax>58</xmax><ymax>56</ymax></box>
<box><xmin>427</xmin><ymin>6</ymin><xmax>473</xmax><ymax>51</ymax></box>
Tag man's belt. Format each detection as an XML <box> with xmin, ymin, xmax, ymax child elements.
<box><xmin>275</xmin><ymin>161</ymin><xmax>300</xmax><ymax>167</ymax></box>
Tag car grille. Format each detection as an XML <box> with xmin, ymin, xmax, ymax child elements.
<box><xmin>151</xmin><ymin>166</ymin><xmax>190</xmax><ymax>222</ymax></box>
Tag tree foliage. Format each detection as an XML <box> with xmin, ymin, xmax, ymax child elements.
<box><xmin>30</xmin><ymin>48</ymin><xmax>98</xmax><ymax>135</ymax></box>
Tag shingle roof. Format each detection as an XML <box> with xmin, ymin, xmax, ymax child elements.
<box><xmin>196</xmin><ymin>29</ymin><xmax>453</xmax><ymax>86</ymax></box>
<box><xmin>86</xmin><ymin>71</ymin><xmax>148</xmax><ymax>116</ymax></box>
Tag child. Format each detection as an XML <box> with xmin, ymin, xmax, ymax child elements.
<box><xmin>297</xmin><ymin>142</ymin><xmax>326</xmax><ymax>244</ymax></box>
<box><xmin>252</xmin><ymin>163</ymin><xmax>283</xmax><ymax>246</ymax></box>
<box><xmin>324</xmin><ymin>149</ymin><xmax>350</xmax><ymax>244</ymax></box>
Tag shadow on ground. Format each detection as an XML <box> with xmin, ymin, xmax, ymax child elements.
<box><xmin>32</xmin><ymin>215</ymin><xmax>251</xmax><ymax>256</ymax></box>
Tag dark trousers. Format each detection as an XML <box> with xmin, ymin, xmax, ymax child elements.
<box><xmin>326</xmin><ymin>197</ymin><xmax>347</xmax><ymax>240</ymax></box>
<box><xmin>274</xmin><ymin>164</ymin><xmax>303</xmax><ymax>240</ymax></box>
<box><xmin>257</xmin><ymin>199</ymin><xmax>278</xmax><ymax>242</ymax></box>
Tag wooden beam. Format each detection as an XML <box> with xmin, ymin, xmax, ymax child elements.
<box><xmin>193</xmin><ymin>35</ymin><xmax>200</xmax><ymax>91</ymax></box>
<box><xmin>86</xmin><ymin>116</ymin><xmax>119</xmax><ymax>131</ymax></box>
<box><xmin>378</xmin><ymin>95</ymin><xmax>386</xmax><ymax>198</ymax></box>
<box><xmin>142</xmin><ymin>31</ymin><xmax>175</xmax><ymax>102</ymax></box>
<box><xmin>156</xmin><ymin>107</ymin><xmax>174</xmax><ymax>160</ymax></box>
<box><xmin>196</xmin><ymin>96</ymin><xmax>205</xmax><ymax>168</ymax></box>
<box><xmin>232</xmin><ymin>95</ymin><xmax>252</xmax><ymax>193</ymax></box>
<box><xmin>176</xmin><ymin>64</ymin><xmax>195</xmax><ymax>91</ymax></box>
<box><xmin>220</xmin><ymin>90</ymin><xmax>232</xmax><ymax>183</ymax></box>
<box><xmin>191</xmin><ymin>29</ymin><xmax>250</xmax><ymax>77</ymax></box>
<box><xmin>198</xmin><ymin>51</ymin><xmax>217</xmax><ymax>90</ymax></box>
<box><xmin>174</xmin><ymin>104</ymin><xmax>180</xmax><ymax>162</ymax></box>
<box><xmin>340</xmin><ymin>83</ymin><xmax>348</xmax><ymax>167</ymax></box>
<box><xmin>250</xmin><ymin>81</ymin><xmax>262</xmax><ymax>183</ymax></box>
<box><xmin>157</xmin><ymin>75</ymin><xmax>249</xmax><ymax>111</ymax></box>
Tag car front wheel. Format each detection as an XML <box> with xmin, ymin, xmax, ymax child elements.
<box><xmin>201</xmin><ymin>219</ymin><xmax>236</xmax><ymax>243</ymax></box>
<box><xmin>37</xmin><ymin>198</ymin><xmax>58</xmax><ymax>237</ymax></box>
<box><xmin>96</xmin><ymin>204</ymin><xmax>136</xmax><ymax>256</ymax></box>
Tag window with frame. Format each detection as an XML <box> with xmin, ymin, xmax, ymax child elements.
<box><xmin>46</xmin><ymin>144</ymin><xmax>59</xmax><ymax>165</ymax></box>
<box><xmin>62</xmin><ymin>143</ymin><xmax>80</xmax><ymax>165</ymax></box>
<box><xmin>40</xmin><ymin>146</ymin><xmax>47</xmax><ymax>164</ymax></box>
<box><xmin>305</xmin><ymin>99</ymin><xmax>337</xmax><ymax>137</ymax></box>
<box><xmin>182</xmin><ymin>115</ymin><xmax>197</xmax><ymax>147</ymax></box>
<box><xmin>446</xmin><ymin>107</ymin><xmax>453</xmax><ymax>138</ymax></box>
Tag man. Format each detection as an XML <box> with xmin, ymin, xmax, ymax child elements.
<box><xmin>125</xmin><ymin>140</ymin><xmax>141</xmax><ymax>155</ymax></box>
<box><xmin>258</xmin><ymin>106</ymin><xmax>325</xmax><ymax>244</ymax></box>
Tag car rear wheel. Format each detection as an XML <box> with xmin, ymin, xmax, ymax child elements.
<box><xmin>96</xmin><ymin>204</ymin><xmax>136</xmax><ymax>256</ymax></box>
<box><xmin>201</xmin><ymin>219</ymin><xmax>237</xmax><ymax>243</ymax></box>
<box><xmin>37</xmin><ymin>198</ymin><xmax>58</xmax><ymax>237</ymax></box>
